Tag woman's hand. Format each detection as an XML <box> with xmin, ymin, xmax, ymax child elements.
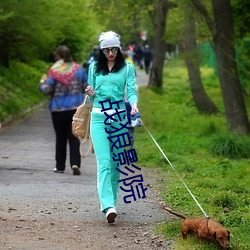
<box><xmin>131</xmin><ymin>103</ymin><xmax>138</xmax><ymax>116</ymax></box>
<box><xmin>85</xmin><ymin>86</ymin><xmax>95</xmax><ymax>97</ymax></box>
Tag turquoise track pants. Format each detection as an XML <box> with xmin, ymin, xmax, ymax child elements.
<box><xmin>90</xmin><ymin>111</ymin><xmax>128</xmax><ymax>212</ymax></box>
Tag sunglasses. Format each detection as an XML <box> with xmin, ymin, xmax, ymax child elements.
<box><xmin>102</xmin><ymin>47</ymin><xmax>119</xmax><ymax>55</ymax></box>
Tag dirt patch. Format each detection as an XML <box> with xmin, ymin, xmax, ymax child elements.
<box><xmin>0</xmin><ymin>215</ymin><xmax>173</xmax><ymax>250</ymax></box>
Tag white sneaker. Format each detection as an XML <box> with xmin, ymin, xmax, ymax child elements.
<box><xmin>106</xmin><ymin>207</ymin><xmax>117</xmax><ymax>223</ymax></box>
<box><xmin>53</xmin><ymin>168</ymin><xmax>64</xmax><ymax>173</ymax></box>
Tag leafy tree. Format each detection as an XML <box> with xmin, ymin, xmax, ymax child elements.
<box><xmin>183</xmin><ymin>1</ymin><xmax>218</xmax><ymax>114</ymax></box>
<box><xmin>232</xmin><ymin>0</ymin><xmax>250</xmax><ymax>95</ymax></box>
<box><xmin>232</xmin><ymin>0</ymin><xmax>250</xmax><ymax>40</ymax></box>
<box><xmin>54</xmin><ymin>1</ymin><xmax>99</xmax><ymax>62</ymax></box>
<box><xmin>164</xmin><ymin>1</ymin><xmax>184</xmax><ymax>44</ymax></box>
<box><xmin>0</xmin><ymin>0</ymin><xmax>57</xmax><ymax>66</ymax></box>
<box><xmin>148</xmin><ymin>0</ymin><xmax>177</xmax><ymax>89</ymax></box>
<box><xmin>190</xmin><ymin>0</ymin><xmax>250</xmax><ymax>134</ymax></box>
<box><xmin>0</xmin><ymin>0</ymin><xmax>99</xmax><ymax>67</ymax></box>
<box><xmin>149</xmin><ymin>0</ymin><xmax>218</xmax><ymax>113</ymax></box>
<box><xmin>91</xmin><ymin>0</ymin><xmax>155</xmax><ymax>47</ymax></box>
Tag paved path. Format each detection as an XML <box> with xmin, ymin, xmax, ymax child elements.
<box><xmin>135</xmin><ymin>68</ymin><xmax>149</xmax><ymax>88</ymax></box>
<box><xmin>0</xmin><ymin>71</ymin><xmax>172</xmax><ymax>249</ymax></box>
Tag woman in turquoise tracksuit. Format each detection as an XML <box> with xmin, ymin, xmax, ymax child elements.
<box><xmin>86</xmin><ymin>31</ymin><xmax>138</xmax><ymax>223</ymax></box>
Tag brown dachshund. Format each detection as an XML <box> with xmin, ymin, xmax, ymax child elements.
<box><xmin>162</xmin><ymin>207</ymin><xmax>231</xmax><ymax>249</ymax></box>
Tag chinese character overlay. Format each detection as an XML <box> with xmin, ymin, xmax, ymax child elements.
<box><xmin>100</xmin><ymin>99</ymin><xmax>147</xmax><ymax>203</ymax></box>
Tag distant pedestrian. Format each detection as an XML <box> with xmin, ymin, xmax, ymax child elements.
<box><xmin>134</xmin><ymin>45</ymin><xmax>144</xmax><ymax>69</ymax></box>
<box><xmin>143</xmin><ymin>44</ymin><xmax>152</xmax><ymax>74</ymax></box>
<box><xmin>86</xmin><ymin>46</ymin><xmax>99</xmax><ymax>71</ymax></box>
<box><xmin>39</xmin><ymin>45</ymin><xmax>88</xmax><ymax>175</ymax></box>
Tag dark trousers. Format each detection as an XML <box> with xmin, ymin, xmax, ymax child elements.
<box><xmin>51</xmin><ymin>110</ymin><xmax>80</xmax><ymax>171</ymax></box>
<box><xmin>144</xmin><ymin>59</ymin><xmax>151</xmax><ymax>74</ymax></box>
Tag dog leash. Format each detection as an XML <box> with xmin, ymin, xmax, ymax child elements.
<box><xmin>139</xmin><ymin>118</ymin><xmax>209</xmax><ymax>218</ymax></box>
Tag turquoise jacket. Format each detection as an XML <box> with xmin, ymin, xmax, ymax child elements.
<box><xmin>87</xmin><ymin>62</ymin><xmax>138</xmax><ymax>110</ymax></box>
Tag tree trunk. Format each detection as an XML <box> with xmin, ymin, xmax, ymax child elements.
<box><xmin>184</xmin><ymin>4</ymin><xmax>218</xmax><ymax>114</ymax></box>
<box><xmin>212</xmin><ymin>0</ymin><xmax>250</xmax><ymax>134</ymax></box>
<box><xmin>191</xmin><ymin>0</ymin><xmax>250</xmax><ymax>134</ymax></box>
<box><xmin>147</xmin><ymin>0</ymin><xmax>169</xmax><ymax>89</ymax></box>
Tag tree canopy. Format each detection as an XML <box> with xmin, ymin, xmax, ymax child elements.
<box><xmin>0</xmin><ymin>0</ymin><xmax>99</xmax><ymax>66</ymax></box>
<box><xmin>0</xmin><ymin>0</ymin><xmax>249</xmax><ymax>134</ymax></box>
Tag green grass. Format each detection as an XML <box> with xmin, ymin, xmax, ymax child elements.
<box><xmin>0</xmin><ymin>60</ymin><xmax>50</xmax><ymax>123</ymax></box>
<box><xmin>135</xmin><ymin>58</ymin><xmax>250</xmax><ymax>250</ymax></box>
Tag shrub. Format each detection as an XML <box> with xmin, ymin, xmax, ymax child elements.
<box><xmin>210</xmin><ymin>135</ymin><xmax>250</xmax><ymax>158</ymax></box>
<box><xmin>210</xmin><ymin>191</ymin><xmax>237</xmax><ymax>209</ymax></box>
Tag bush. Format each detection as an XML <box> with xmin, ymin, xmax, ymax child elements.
<box><xmin>210</xmin><ymin>135</ymin><xmax>250</xmax><ymax>159</ymax></box>
<box><xmin>210</xmin><ymin>191</ymin><xmax>237</xmax><ymax>209</ymax></box>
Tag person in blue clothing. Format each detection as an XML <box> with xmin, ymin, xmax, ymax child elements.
<box><xmin>85</xmin><ymin>31</ymin><xmax>138</xmax><ymax>223</ymax></box>
<box><xmin>39</xmin><ymin>45</ymin><xmax>88</xmax><ymax>175</ymax></box>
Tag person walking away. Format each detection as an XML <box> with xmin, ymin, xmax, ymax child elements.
<box><xmin>134</xmin><ymin>44</ymin><xmax>144</xmax><ymax>69</ymax></box>
<box><xmin>143</xmin><ymin>44</ymin><xmax>152</xmax><ymax>74</ymax></box>
<box><xmin>39</xmin><ymin>45</ymin><xmax>88</xmax><ymax>175</ymax></box>
<box><xmin>85</xmin><ymin>31</ymin><xmax>138</xmax><ymax>223</ymax></box>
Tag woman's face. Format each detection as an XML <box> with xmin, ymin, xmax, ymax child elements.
<box><xmin>102</xmin><ymin>47</ymin><xmax>118</xmax><ymax>61</ymax></box>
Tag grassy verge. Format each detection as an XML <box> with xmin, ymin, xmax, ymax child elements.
<box><xmin>135</xmin><ymin>58</ymin><xmax>250</xmax><ymax>250</ymax></box>
<box><xmin>0</xmin><ymin>60</ymin><xmax>50</xmax><ymax>125</ymax></box>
